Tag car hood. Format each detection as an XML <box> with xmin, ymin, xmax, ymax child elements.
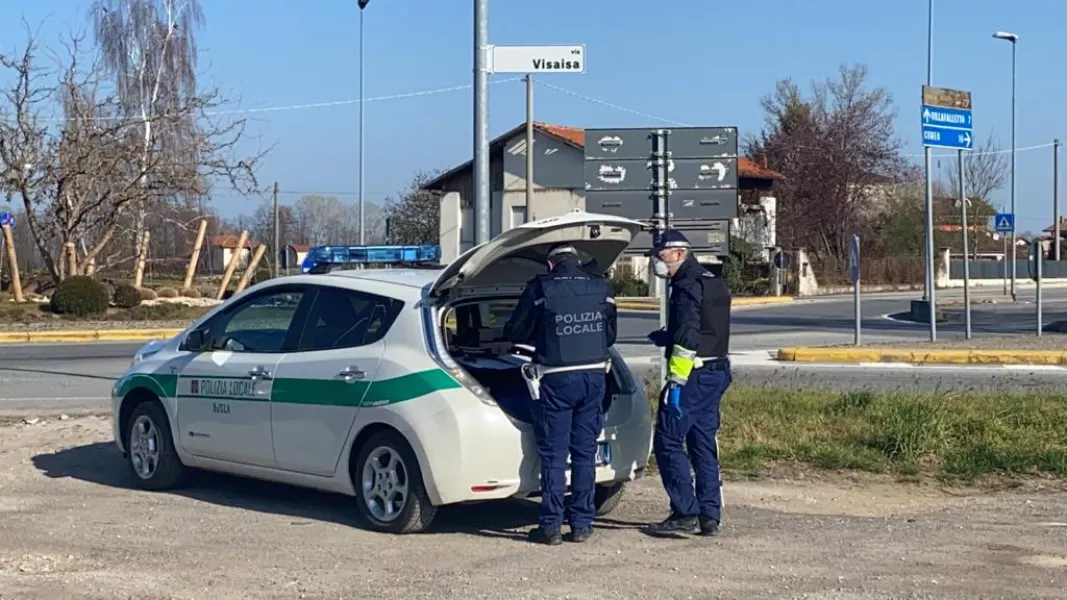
<box><xmin>428</xmin><ymin>210</ymin><xmax>648</xmax><ymax>298</ymax></box>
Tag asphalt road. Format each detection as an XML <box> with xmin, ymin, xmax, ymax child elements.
<box><xmin>5</xmin><ymin>287</ymin><xmax>1067</xmax><ymax>414</ymax></box>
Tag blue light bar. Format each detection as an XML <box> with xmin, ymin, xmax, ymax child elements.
<box><xmin>301</xmin><ymin>244</ymin><xmax>442</xmax><ymax>273</ymax></box>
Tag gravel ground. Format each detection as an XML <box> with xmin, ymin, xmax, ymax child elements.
<box><xmin>852</xmin><ymin>334</ymin><xmax>1067</xmax><ymax>351</ymax></box>
<box><xmin>0</xmin><ymin>319</ymin><xmax>192</xmax><ymax>332</ymax></box>
<box><xmin>2</xmin><ymin>416</ymin><xmax>1067</xmax><ymax>600</ymax></box>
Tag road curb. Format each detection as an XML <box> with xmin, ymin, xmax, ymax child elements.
<box><xmin>777</xmin><ymin>347</ymin><xmax>1067</xmax><ymax>366</ymax></box>
<box><xmin>617</xmin><ymin>296</ymin><xmax>794</xmax><ymax>311</ymax></box>
<box><xmin>0</xmin><ymin>328</ymin><xmax>182</xmax><ymax>344</ymax></box>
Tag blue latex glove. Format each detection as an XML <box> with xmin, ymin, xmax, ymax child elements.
<box><xmin>662</xmin><ymin>383</ymin><xmax>682</xmax><ymax>418</ymax></box>
<box><xmin>647</xmin><ymin>329</ymin><xmax>669</xmax><ymax>347</ymax></box>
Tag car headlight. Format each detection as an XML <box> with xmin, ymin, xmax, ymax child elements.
<box><xmin>131</xmin><ymin>340</ymin><xmax>167</xmax><ymax>367</ymax></box>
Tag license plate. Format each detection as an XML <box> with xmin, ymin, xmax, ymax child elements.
<box><xmin>596</xmin><ymin>443</ymin><xmax>612</xmax><ymax>466</ymax></box>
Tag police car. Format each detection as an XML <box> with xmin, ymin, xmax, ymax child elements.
<box><xmin>111</xmin><ymin>210</ymin><xmax>654</xmax><ymax>534</ymax></box>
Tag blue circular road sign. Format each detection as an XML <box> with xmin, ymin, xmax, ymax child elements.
<box><xmin>772</xmin><ymin>250</ymin><xmax>791</xmax><ymax>270</ymax></box>
<box><xmin>0</xmin><ymin>211</ymin><xmax>13</xmax><ymax>228</ymax></box>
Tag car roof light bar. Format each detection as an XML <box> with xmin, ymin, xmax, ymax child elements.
<box><xmin>302</xmin><ymin>244</ymin><xmax>442</xmax><ymax>274</ymax></box>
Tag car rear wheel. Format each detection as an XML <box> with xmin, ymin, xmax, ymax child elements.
<box><xmin>126</xmin><ymin>400</ymin><xmax>186</xmax><ymax>490</ymax></box>
<box><xmin>354</xmin><ymin>430</ymin><xmax>437</xmax><ymax>534</ymax></box>
<box><xmin>594</xmin><ymin>482</ymin><xmax>626</xmax><ymax>516</ymax></box>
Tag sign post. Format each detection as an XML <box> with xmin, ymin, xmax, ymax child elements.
<box><xmin>489</xmin><ymin>44</ymin><xmax>585</xmax><ymax>224</ymax></box>
<box><xmin>995</xmin><ymin>212</ymin><xmax>1015</xmax><ymax>297</ymax></box>
<box><xmin>849</xmin><ymin>234</ymin><xmax>861</xmax><ymax>346</ymax></box>
<box><xmin>650</xmin><ymin>130</ymin><xmax>670</xmax><ymax>384</ymax></box>
<box><xmin>957</xmin><ymin>154</ymin><xmax>973</xmax><ymax>339</ymax></box>
<box><xmin>1030</xmin><ymin>239</ymin><xmax>1044</xmax><ymax>336</ymax></box>
<box><xmin>921</xmin><ymin>85</ymin><xmax>973</xmax><ymax>342</ymax></box>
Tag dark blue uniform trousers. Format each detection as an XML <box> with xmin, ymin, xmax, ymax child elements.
<box><xmin>653</xmin><ymin>364</ymin><xmax>732</xmax><ymax>522</ymax></box>
<box><xmin>530</xmin><ymin>371</ymin><xmax>606</xmax><ymax>531</ymax></box>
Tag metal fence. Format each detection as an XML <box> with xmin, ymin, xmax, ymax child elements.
<box><xmin>949</xmin><ymin>259</ymin><xmax>1067</xmax><ymax>279</ymax></box>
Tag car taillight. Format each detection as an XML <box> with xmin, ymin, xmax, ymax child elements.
<box><xmin>422</xmin><ymin>305</ymin><xmax>498</xmax><ymax>407</ymax></box>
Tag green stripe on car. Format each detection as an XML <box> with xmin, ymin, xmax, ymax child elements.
<box><xmin>115</xmin><ymin>369</ymin><xmax>461</xmax><ymax>407</ymax></box>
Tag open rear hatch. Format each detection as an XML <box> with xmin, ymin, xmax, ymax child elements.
<box><xmin>429</xmin><ymin>209</ymin><xmax>648</xmax><ymax>300</ymax></box>
<box><xmin>431</xmin><ymin>210</ymin><xmax>648</xmax><ymax>425</ymax></box>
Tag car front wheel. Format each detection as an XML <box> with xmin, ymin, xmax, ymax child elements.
<box><xmin>594</xmin><ymin>482</ymin><xmax>626</xmax><ymax>516</ymax></box>
<box><xmin>126</xmin><ymin>400</ymin><xmax>186</xmax><ymax>490</ymax></box>
<box><xmin>354</xmin><ymin>430</ymin><xmax>437</xmax><ymax>534</ymax></box>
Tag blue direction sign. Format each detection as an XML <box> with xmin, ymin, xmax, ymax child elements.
<box><xmin>920</xmin><ymin>85</ymin><xmax>973</xmax><ymax>151</ymax></box>
<box><xmin>921</xmin><ymin>105</ymin><xmax>973</xmax><ymax>150</ymax></box>
<box><xmin>994</xmin><ymin>212</ymin><xmax>1015</xmax><ymax>234</ymax></box>
<box><xmin>0</xmin><ymin>211</ymin><xmax>13</xmax><ymax>228</ymax></box>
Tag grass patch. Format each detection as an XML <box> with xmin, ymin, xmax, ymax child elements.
<box><xmin>644</xmin><ymin>380</ymin><xmax>1067</xmax><ymax>482</ymax></box>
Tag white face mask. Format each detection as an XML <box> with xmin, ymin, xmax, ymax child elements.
<box><xmin>652</xmin><ymin>258</ymin><xmax>670</xmax><ymax>279</ymax></box>
<box><xmin>648</xmin><ymin>253</ymin><xmax>682</xmax><ymax>279</ymax></box>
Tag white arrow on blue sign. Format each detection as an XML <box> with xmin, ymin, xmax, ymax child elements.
<box><xmin>0</xmin><ymin>211</ymin><xmax>14</xmax><ymax>228</ymax></box>
<box><xmin>994</xmin><ymin>212</ymin><xmax>1015</xmax><ymax>234</ymax></box>
<box><xmin>921</xmin><ymin>104</ymin><xmax>973</xmax><ymax>151</ymax></box>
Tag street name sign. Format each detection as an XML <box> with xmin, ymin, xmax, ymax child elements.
<box><xmin>921</xmin><ymin>85</ymin><xmax>973</xmax><ymax>151</ymax></box>
<box><xmin>490</xmin><ymin>45</ymin><xmax>585</xmax><ymax>74</ymax></box>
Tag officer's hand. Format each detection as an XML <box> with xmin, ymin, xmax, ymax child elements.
<box><xmin>647</xmin><ymin>329</ymin><xmax>668</xmax><ymax>347</ymax></box>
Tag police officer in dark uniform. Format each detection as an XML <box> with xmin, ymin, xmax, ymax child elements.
<box><xmin>642</xmin><ymin>230</ymin><xmax>732</xmax><ymax>537</ymax></box>
<box><xmin>503</xmin><ymin>244</ymin><xmax>617</xmax><ymax>545</ymax></box>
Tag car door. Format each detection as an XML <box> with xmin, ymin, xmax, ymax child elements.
<box><xmin>176</xmin><ymin>285</ymin><xmax>313</xmax><ymax>467</ymax></box>
<box><xmin>270</xmin><ymin>284</ymin><xmax>403</xmax><ymax>476</ymax></box>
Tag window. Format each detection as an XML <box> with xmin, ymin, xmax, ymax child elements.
<box><xmin>218</xmin><ymin>290</ymin><xmax>305</xmax><ymax>353</ymax></box>
<box><xmin>443</xmin><ymin>299</ymin><xmax>518</xmax><ymax>341</ymax></box>
<box><xmin>297</xmin><ymin>287</ymin><xmax>403</xmax><ymax>352</ymax></box>
<box><xmin>511</xmin><ymin>206</ymin><xmax>527</xmax><ymax>229</ymax></box>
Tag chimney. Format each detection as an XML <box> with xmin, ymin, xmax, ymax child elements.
<box><xmin>760</xmin><ymin>155</ymin><xmax>768</xmax><ymax>169</ymax></box>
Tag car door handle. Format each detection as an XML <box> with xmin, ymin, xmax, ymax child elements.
<box><xmin>248</xmin><ymin>366</ymin><xmax>273</xmax><ymax>381</ymax></box>
<box><xmin>338</xmin><ymin>367</ymin><xmax>366</xmax><ymax>382</ymax></box>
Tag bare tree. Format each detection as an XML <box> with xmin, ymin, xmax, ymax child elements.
<box><xmin>943</xmin><ymin>132</ymin><xmax>1009</xmax><ymax>256</ymax></box>
<box><xmin>746</xmin><ymin>64</ymin><xmax>908</xmax><ymax>263</ymax></box>
<box><xmin>0</xmin><ymin>26</ymin><xmax>263</xmax><ymax>282</ymax></box>
<box><xmin>90</xmin><ymin>0</ymin><xmax>205</xmax><ymax>269</ymax></box>
<box><xmin>943</xmin><ymin>132</ymin><xmax>1009</xmax><ymax>205</ymax></box>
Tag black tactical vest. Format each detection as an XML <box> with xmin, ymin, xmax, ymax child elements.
<box><xmin>695</xmin><ymin>271</ymin><xmax>732</xmax><ymax>358</ymax></box>
<box><xmin>534</xmin><ymin>273</ymin><xmax>612</xmax><ymax>368</ymax></box>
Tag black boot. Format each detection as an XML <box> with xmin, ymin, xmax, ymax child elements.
<box><xmin>527</xmin><ymin>526</ymin><xmax>563</xmax><ymax>546</ymax></box>
<box><xmin>642</xmin><ymin>513</ymin><xmax>699</xmax><ymax>537</ymax></box>
<box><xmin>697</xmin><ymin>516</ymin><xmax>720</xmax><ymax>537</ymax></box>
<box><xmin>567</xmin><ymin>526</ymin><xmax>595</xmax><ymax>543</ymax></box>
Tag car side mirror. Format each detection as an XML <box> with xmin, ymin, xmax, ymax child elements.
<box><xmin>184</xmin><ymin>329</ymin><xmax>207</xmax><ymax>352</ymax></box>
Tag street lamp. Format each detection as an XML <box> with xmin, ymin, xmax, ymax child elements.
<box><xmin>357</xmin><ymin>0</ymin><xmax>370</xmax><ymax>246</ymax></box>
<box><xmin>993</xmin><ymin>30</ymin><xmax>1018</xmax><ymax>299</ymax></box>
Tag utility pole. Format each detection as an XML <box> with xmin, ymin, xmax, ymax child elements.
<box><xmin>525</xmin><ymin>74</ymin><xmax>534</xmax><ymax>222</ymax></box>
<box><xmin>1055</xmin><ymin>138</ymin><xmax>1061</xmax><ymax>261</ymax></box>
<box><xmin>272</xmin><ymin>181</ymin><xmax>280</xmax><ymax>278</ymax></box>
<box><xmin>473</xmin><ymin>0</ymin><xmax>490</xmax><ymax>245</ymax></box>
<box><xmin>357</xmin><ymin>0</ymin><xmax>370</xmax><ymax>245</ymax></box>
<box><xmin>922</xmin><ymin>0</ymin><xmax>938</xmax><ymax>340</ymax></box>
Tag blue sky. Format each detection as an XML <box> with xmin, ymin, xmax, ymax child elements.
<box><xmin>1</xmin><ymin>0</ymin><xmax>1064</xmax><ymax>234</ymax></box>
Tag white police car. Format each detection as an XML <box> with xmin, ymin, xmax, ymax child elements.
<box><xmin>111</xmin><ymin>210</ymin><xmax>654</xmax><ymax>534</ymax></box>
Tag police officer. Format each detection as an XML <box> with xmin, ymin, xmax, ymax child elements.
<box><xmin>503</xmin><ymin>244</ymin><xmax>617</xmax><ymax>545</ymax></box>
<box><xmin>643</xmin><ymin>230</ymin><xmax>732</xmax><ymax>537</ymax></box>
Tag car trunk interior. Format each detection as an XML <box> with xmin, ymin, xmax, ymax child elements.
<box><xmin>441</xmin><ymin>296</ymin><xmax>634</xmax><ymax>426</ymax></box>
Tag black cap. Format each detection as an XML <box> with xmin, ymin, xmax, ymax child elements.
<box><xmin>645</xmin><ymin>229</ymin><xmax>691</xmax><ymax>256</ymax></box>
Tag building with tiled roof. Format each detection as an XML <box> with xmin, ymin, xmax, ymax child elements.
<box><xmin>422</xmin><ymin>121</ymin><xmax>784</xmax><ymax>267</ymax></box>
